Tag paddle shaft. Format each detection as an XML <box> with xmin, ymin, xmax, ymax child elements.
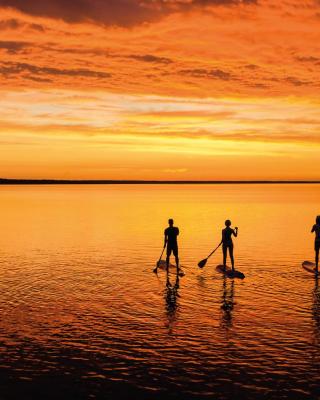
<box><xmin>158</xmin><ymin>244</ymin><xmax>166</xmax><ymax>263</ymax></box>
<box><xmin>206</xmin><ymin>242</ymin><xmax>222</xmax><ymax>259</ymax></box>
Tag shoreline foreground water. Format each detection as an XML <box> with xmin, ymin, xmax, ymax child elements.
<box><xmin>0</xmin><ymin>183</ymin><xmax>319</xmax><ymax>399</ymax></box>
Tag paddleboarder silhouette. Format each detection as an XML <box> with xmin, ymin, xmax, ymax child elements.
<box><xmin>311</xmin><ymin>215</ymin><xmax>320</xmax><ymax>274</ymax></box>
<box><xmin>164</xmin><ymin>218</ymin><xmax>179</xmax><ymax>272</ymax></box>
<box><xmin>222</xmin><ymin>220</ymin><xmax>238</xmax><ymax>272</ymax></box>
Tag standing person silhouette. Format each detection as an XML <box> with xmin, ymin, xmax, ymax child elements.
<box><xmin>222</xmin><ymin>220</ymin><xmax>238</xmax><ymax>272</ymax></box>
<box><xmin>164</xmin><ymin>219</ymin><xmax>179</xmax><ymax>272</ymax></box>
<box><xmin>311</xmin><ymin>215</ymin><xmax>320</xmax><ymax>274</ymax></box>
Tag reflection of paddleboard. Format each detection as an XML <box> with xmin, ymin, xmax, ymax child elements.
<box><xmin>216</xmin><ymin>265</ymin><xmax>245</xmax><ymax>279</ymax></box>
<box><xmin>156</xmin><ymin>260</ymin><xmax>185</xmax><ymax>276</ymax></box>
<box><xmin>302</xmin><ymin>261</ymin><xmax>318</xmax><ymax>274</ymax></box>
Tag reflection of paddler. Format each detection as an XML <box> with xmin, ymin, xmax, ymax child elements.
<box><xmin>312</xmin><ymin>275</ymin><xmax>320</xmax><ymax>344</ymax></box>
<box><xmin>221</xmin><ymin>277</ymin><xmax>235</xmax><ymax>329</ymax></box>
<box><xmin>164</xmin><ymin>219</ymin><xmax>179</xmax><ymax>271</ymax></box>
<box><xmin>165</xmin><ymin>269</ymin><xmax>180</xmax><ymax>334</ymax></box>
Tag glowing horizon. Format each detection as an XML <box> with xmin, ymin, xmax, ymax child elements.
<box><xmin>0</xmin><ymin>0</ymin><xmax>319</xmax><ymax>180</ymax></box>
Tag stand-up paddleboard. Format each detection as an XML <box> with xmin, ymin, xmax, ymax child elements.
<box><xmin>302</xmin><ymin>261</ymin><xmax>318</xmax><ymax>274</ymax></box>
<box><xmin>155</xmin><ymin>260</ymin><xmax>185</xmax><ymax>276</ymax></box>
<box><xmin>216</xmin><ymin>265</ymin><xmax>245</xmax><ymax>279</ymax></box>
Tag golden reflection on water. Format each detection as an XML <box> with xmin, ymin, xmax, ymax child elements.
<box><xmin>0</xmin><ymin>184</ymin><xmax>320</xmax><ymax>399</ymax></box>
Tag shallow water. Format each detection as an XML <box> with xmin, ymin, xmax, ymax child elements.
<box><xmin>0</xmin><ymin>184</ymin><xmax>319</xmax><ymax>399</ymax></box>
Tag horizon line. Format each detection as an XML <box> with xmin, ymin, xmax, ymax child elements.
<box><xmin>1</xmin><ymin>178</ymin><xmax>320</xmax><ymax>185</ymax></box>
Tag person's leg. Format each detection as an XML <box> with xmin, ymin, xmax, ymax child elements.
<box><xmin>316</xmin><ymin>244</ymin><xmax>319</xmax><ymax>273</ymax></box>
<box><xmin>173</xmin><ymin>247</ymin><xmax>179</xmax><ymax>271</ymax></box>
<box><xmin>229</xmin><ymin>245</ymin><xmax>235</xmax><ymax>271</ymax></box>
<box><xmin>166</xmin><ymin>247</ymin><xmax>171</xmax><ymax>271</ymax></box>
<box><xmin>223</xmin><ymin>244</ymin><xmax>227</xmax><ymax>269</ymax></box>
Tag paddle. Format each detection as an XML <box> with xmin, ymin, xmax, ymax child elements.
<box><xmin>198</xmin><ymin>242</ymin><xmax>222</xmax><ymax>268</ymax></box>
<box><xmin>153</xmin><ymin>244</ymin><xmax>166</xmax><ymax>273</ymax></box>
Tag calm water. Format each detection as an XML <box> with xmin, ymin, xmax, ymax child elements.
<box><xmin>0</xmin><ymin>184</ymin><xmax>319</xmax><ymax>399</ymax></box>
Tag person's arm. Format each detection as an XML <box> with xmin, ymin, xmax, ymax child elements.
<box><xmin>221</xmin><ymin>229</ymin><xmax>225</xmax><ymax>244</ymax></box>
<box><xmin>233</xmin><ymin>227</ymin><xmax>238</xmax><ymax>237</ymax></box>
<box><xmin>164</xmin><ymin>230</ymin><xmax>168</xmax><ymax>248</ymax></box>
<box><xmin>311</xmin><ymin>224</ymin><xmax>316</xmax><ymax>233</ymax></box>
<box><xmin>176</xmin><ymin>227</ymin><xmax>179</xmax><ymax>236</ymax></box>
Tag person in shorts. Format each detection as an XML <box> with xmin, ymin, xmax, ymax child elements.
<box><xmin>221</xmin><ymin>220</ymin><xmax>238</xmax><ymax>272</ymax></box>
<box><xmin>311</xmin><ymin>215</ymin><xmax>320</xmax><ymax>274</ymax></box>
<box><xmin>164</xmin><ymin>219</ymin><xmax>179</xmax><ymax>271</ymax></box>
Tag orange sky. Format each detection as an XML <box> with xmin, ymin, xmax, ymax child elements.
<box><xmin>0</xmin><ymin>0</ymin><xmax>319</xmax><ymax>180</ymax></box>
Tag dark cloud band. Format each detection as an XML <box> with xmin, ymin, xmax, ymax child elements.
<box><xmin>0</xmin><ymin>0</ymin><xmax>257</xmax><ymax>26</ymax></box>
<box><xmin>0</xmin><ymin>40</ymin><xmax>30</xmax><ymax>53</ymax></box>
<box><xmin>0</xmin><ymin>61</ymin><xmax>111</xmax><ymax>79</ymax></box>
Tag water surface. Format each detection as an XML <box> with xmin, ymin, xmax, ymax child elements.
<box><xmin>0</xmin><ymin>184</ymin><xmax>319</xmax><ymax>399</ymax></box>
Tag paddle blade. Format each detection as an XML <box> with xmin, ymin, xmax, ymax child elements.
<box><xmin>198</xmin><ymin>258</ymin><xmax>208</xmax><ymax>268</ymax></box>
<box><xmin>157</xmin><ymin>260</ymin><xmax>166</xmax><ymax>268</ymax></box>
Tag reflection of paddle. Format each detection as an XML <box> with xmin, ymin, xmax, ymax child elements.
<box><xmin>198</xmin><ymin>242</ymin><xmax>222</xmax><ymax>268</ymax></box>
<box><xmin>153</xmin><ymin>245</ymin><xmax>166</xmax><ymax>273</ymax></box>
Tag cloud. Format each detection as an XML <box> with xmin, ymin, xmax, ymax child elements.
<box><xmin>246</xmin><ymin>83</ymin><xmax>269</xmax><ymax>89</ymax></box>
<box><xmin>25</xmin><ymin>75</ymin><xmax>53</xmax><ymax>83</ymax></box>
<box><xmin>244</xmin><ymin>64</ymin><xmax>259</xmax><ymax>69</ymax></box>
<box><xmin>0</xmin><ymin>18</ymin><xmax>45</xmax><ymax>31</ymax></box>
<box><xmin>295</xmin><ymin>55</ymin><xmax>320</xmax><ymax>65</ymax></box>
<box><xmin>0</xmin><ymin>61</ymin><xmax>111</xmax><ymax>79</ymax></box>
<box><xmin>0</xmin><ymin>18</ymin><xmax>23</xmax><ymax>29</ymax></box>
<box><xmin>191</xmin><ymin>0</ymin><xmax>256</xmax><ymax>3</ymax></box>
<box><xmin>135</xmin><ymin>110</ymin><xmax>235</xmax><ymax>118</ymax></box>
<box><xmin>0</xmin><ymin>40</ymin><xmax>31</xmax><ymax>53</ymax></box>
<box><xmin>0</xmin><ymin>0</ymin><xmax>319</xmax><ymax>98</ymax></box>
<box><xmin>296</xmin><ymin>56</ymin><xmax>319</xmax><ymax>62</ymax></box>
<box><xmin>128</xmin><ymin>54</ymin><xmax>173</xmax><ymax>64</ymax></box>
<box><xmin>181</xmin><ymin>68</ymin><xmax>234</xmax><ymax>80</ymax></box>
<box><xmin>29</xmin><ymin>22</ymin><xmax>45</xmax><ymax>32</ymax></box>
<box><xmin>285</xmin><ymin>76</ymin><xmax>310</xmax><ymax>86</ymax></box>
<box><xmin>0</xmin><ymin>0</ymin><xmax>257</xmax><ymax>26</ymax></box>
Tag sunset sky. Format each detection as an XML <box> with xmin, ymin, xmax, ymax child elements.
<box><xmin>0</xmin><ymin>0</ymin><xmax>319</xmax><ymax>180</ymax></box>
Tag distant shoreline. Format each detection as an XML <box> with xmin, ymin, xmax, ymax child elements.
<box><xmin>1</xmin><ymin>179</ymin><xmax>319</xmax><ymax>185</ymax></box>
